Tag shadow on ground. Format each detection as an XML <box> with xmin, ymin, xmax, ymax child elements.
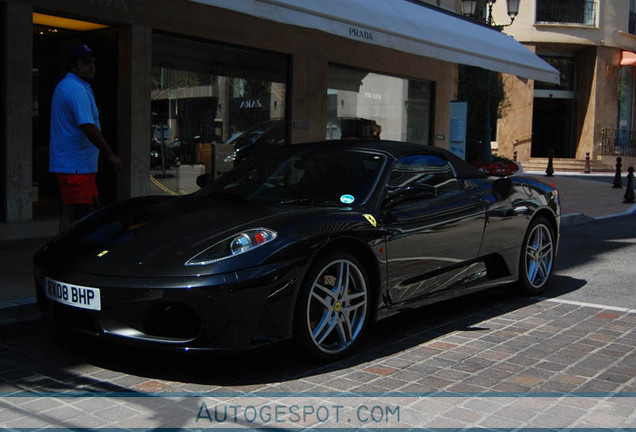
<box><xmin>0</xmin><ymin>273</ymin><xmax>585</xmax><ymax>390</ymax></box>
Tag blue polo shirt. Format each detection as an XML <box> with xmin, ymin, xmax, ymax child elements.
<box><xmin>49</xmin><ymin>72</ymin><xmax>101</xmax><ymax>174</ymax></box>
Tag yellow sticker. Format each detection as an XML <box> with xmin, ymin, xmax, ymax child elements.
<box><xmin>97</xmin><ymin>250</ymin><xmax>109</xmax><ymax>258</ymax></box>
<box><xmin>363</xmin><ymin>214</ymin><xmax>377</xmax><ymax>227</ymax></box>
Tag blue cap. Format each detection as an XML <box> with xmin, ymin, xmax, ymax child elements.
<box><xmin>70</xmin><ymin>44</ymin><xmax>96</xmax><ymax>61</ymax></box>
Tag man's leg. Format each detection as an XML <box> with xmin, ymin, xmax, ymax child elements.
<box><xmin>59</xmin><ymin>204</ymin><xmax>76</xmax><ymax>232</ymax></box>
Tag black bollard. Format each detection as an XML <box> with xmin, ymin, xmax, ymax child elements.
<box><xmin>612</xmin><ymin>157</ymin><xmax>623</xmax><ymax>188</ymax></box>
<box><xmin>546</xmin><ymin>149</ymin><xmax>554</xmax><ymax>177</ymax></box>
<box><xmin>624</xmin><ymin>167</ymin><xmax>635</xmax><ymax>204</ymax></box>
<box><xmin>584</xmin><ymin>152</ymin><xmax>591</xmax><ymax>174</ymax></box>
<box><xmin>513</xmin><ymin>151</ymin><xmax>517</xmax><ymax>162</ymax></box>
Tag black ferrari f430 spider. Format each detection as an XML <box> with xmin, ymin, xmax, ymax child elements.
<box><xmin>35</xmin><ymin>140</ymin><xmax>560</xmax><ymax>361</ymax></box>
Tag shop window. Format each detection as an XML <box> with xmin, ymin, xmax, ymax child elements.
<box><xmin>326</xmin><ymin>65</ymin><xmax>433</xmax><ymax>145</ymax></box>
<box><xmin>150</xmin><ymin>33</ymin><xmax>289</xmax><ymax>196</ymax></box>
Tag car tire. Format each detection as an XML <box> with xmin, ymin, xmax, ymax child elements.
<box><xmin>518</xmin><ymin>217</ymin><xmax>555</xmax><ymax>295</ymax></box>
<box><xmin>293</xmin><ymin>251</ymin><xmax>370</xmax><ymax>361</ymax></box>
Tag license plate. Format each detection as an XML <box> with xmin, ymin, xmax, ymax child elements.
<box><xmin>45</xmin><ymin>277</ymin><xmax>101</xmax><ymax>311</ymax></box>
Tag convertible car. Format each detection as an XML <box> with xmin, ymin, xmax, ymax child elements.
<box><xmin>34</xmin><ymin>140</ymin><xmax>560</xmax><ymax>361</ymax></box>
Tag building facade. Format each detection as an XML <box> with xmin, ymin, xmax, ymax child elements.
<box><xmin>495</xmin><ymin>0</ymin><xmax>636</xmax><ymax>165</ymax></box>
<box><xmin>1</xmin><ymin>0</ymin><xmax>555</xmax><ymax>238</ymax></box>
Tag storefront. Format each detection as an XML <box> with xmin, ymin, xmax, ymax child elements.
<box><xmin>1</xmin><ymin>0</ymin><xmax>558</xmax><ymax>237</ymax></box>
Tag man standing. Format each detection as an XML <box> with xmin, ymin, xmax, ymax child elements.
<box><xmin>49</xmin><ymin>44</ymin><xmax>122</xmax><ymax>231</ymax></box>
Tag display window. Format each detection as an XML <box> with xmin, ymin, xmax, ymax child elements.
<box><xmin>326</xmin><ymin>64</ymin><xmax>434</xmax><ymax>145</ymax></box>
<box><xmin>150</xmin><ymin>33</ymin><xmax>289</xmax><ymax>196</ymax></box>
<box><xmin>619</xmin><ymin>66</ymin><xmax>634</xmax><ymax>131</ymax></box>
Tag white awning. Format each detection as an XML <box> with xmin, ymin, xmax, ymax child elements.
<box><xmin>190</xmin><ymin>0</ymin><xmax>560</xmax><ymax>84</ymax></box>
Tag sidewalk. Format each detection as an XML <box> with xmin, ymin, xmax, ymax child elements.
<box><xmin>524</xmin><ymin>171</ymin><xmax>636</xmax><ymax>221</ymax></box>
<box><xmin>1</xmin><ymin>172</ymin><xmax>635</xmax><ymax>323</ymax></box>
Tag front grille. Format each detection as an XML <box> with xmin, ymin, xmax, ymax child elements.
<box><xmin>142</xmin><ymin>302</ymin><xmax>201</xmax><ymax>340</ymax></box>
<box><xmin>52</xmin><ymin>302</ymin><xmax>98</xmax><ymax>333</ymax></box>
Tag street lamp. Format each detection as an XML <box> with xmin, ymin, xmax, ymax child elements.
<box><xmin>460</xmin><ymin>0</ymin><xmax>521</xmax><ymax>162</ymax></box>
<box><xmin>461</xmin><ymin>0</ymin><xmax>520</xmax><ymax>29</ymax></box>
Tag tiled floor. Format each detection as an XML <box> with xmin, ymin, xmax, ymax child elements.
<box><xmin>1</xmin><ymin>290</ymin><xmax>634</xmax><ymax>429</ymax></box>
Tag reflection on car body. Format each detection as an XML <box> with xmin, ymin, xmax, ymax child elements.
<box><xmin>225</xmin><ymin>119</ymin><xmax>285</xmax><ymax>165</ymax></box>
<box><xmin>34</xmin><ymin>140</ymin><xmax>560</xmax><ymax>361</ymax></box>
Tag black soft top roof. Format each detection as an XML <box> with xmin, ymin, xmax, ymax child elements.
<box><xmin>295</xmin><ymin>139</ymin><xmax>488</xmax><ymax>179</ymax></box>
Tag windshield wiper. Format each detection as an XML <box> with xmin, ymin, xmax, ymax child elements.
<box><xmin>278</xmin><ymin>198</ymin><xmax>317</xmax><ymax>205</ymax></box>
<box><xmin>278</xmin><ymin>198</ymin><xmax>341</xmax><ymax>206</ymax></box>
<box><xmin>208</xmin><ymin>190</ymin><xmax>244</xmax><ymax>201</ymax></box>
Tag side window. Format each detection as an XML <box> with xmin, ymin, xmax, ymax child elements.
<box><xmin>388</xmin><ymin>154</ymin><xmax>459</xmax><ymax>196</ymax></box>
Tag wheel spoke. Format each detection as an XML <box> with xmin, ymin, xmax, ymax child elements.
<box><xmin>311</xmin><ymin>289</ymin><xmax>333</xmax><ymax>309</ymax></box>
<box><xmin>336</xmin><ymin>262</ymin><xmax>349</xmax><ymax>296</ymax></box>
<box><xmin>336</xmin><ymin>314</ymin><xmax>353</xmax><ymax>344</ymax></box>
<box><xmin>540</xmin><ymin>242</ymin><xmax>553</xmax><ymax>256</ymax></box>
<box><xmin>342</xmin><ymin>290</ymin><xmax>366</xmax><ymax>303</ymax></box>
<box><xmin>341</xmin><ymin>300</ymin><xmax>366</xmax><ymax>314</ymax></box>
<box><xmin>313</xmin><ymin>310</ymin><xmax>337</xmax><ymax>344</ymax></box>
<box><xmin>314</xmin><ymin>282</ymin><xmax>338</xmax><ymax>300</ymax></box>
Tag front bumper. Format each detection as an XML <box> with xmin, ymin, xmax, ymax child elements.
<box><xmin>34</xmin><ymin>260</ymin><xmax>304</xmax><ymax>351</ymax></box>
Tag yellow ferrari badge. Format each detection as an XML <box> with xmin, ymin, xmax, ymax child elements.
<box><xmin>363</xmin><ymin>214</ymin><xmax>377</xmax><ymax>227</ymax></box>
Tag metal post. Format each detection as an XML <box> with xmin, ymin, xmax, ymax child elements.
<box><xmin>545</xmin><ymin>149</ymin><xmax>554</xmax><ymax>177</ymax></box>
<box><xmin>584</xmin><ymin>152</ymin><xmax>590</xmax><ymax>174</ymax></box>
<box><xmin>612</xmin><ymin>157</ymin><xmax>623</xmax><ymax>188</ymax></box>
<box><xmin>624</xmin><ymin>167</ymin><xmax>635</xmax><ymax>204</ymax></box>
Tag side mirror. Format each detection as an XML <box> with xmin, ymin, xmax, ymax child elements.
<box><xmin>384</xmin><ymin>184</ymin><xmax>436</xmax><ymax>207</ymax></box>
<box><xmin>196</xmin><ymin>173</ymin><xmax>213</xmax><ymax>188</ymax></box>
<box><xmin>492</xmin><ymin>177</ymin><xmax>513</xmax><ymax>201</ymax></box>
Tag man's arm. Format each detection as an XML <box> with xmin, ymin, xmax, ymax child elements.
<box><xmin>79</xmin><ymin>123</ymin><xmax>122</xmax><ymax>171</ymax></box>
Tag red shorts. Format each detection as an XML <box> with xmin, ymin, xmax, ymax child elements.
<box><xmin>55</xmin><ymin>173</ymin><xmax>98</xmax><ymax>205</ymax></box>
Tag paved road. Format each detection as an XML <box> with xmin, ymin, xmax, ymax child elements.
<box><xmin>551</xmin><ymin>214</ymin><xmax>636</xmax><ymax>310</ymax></box>
<box><xmin>1</xmin><ymin>213</ymin><xmax>635</xmax><ymax>429</ymax></box>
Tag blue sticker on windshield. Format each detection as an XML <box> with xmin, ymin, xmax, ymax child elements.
<box><xmin>340</xmin><ymin>194</ymin><xmax>355</xmax><ymax>204</ymax></box>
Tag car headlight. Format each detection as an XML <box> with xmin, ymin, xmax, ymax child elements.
<box><xmin>185</xmin><ymin>228</ymin><xmax>277</xmax><ymax>266</ymax></box>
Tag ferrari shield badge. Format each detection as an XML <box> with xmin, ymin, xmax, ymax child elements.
<box><xmin>363</xmin><ymin>214</ymin><xmax>377</xmax><ymax>227</ymax></box>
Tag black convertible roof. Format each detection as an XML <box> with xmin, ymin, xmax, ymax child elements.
<box><xmin>298</xmin><ymin>139</ymin><xmax>488</xmax><ymax>179</ymax></box>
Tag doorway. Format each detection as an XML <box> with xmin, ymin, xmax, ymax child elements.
<box><xmin>32</xmin><ymin>14</ymin><xmax>118</xmax><ymax>221</ymax></box>
<box><xmin>531</xmin><ymin>97</ymin><xmax>575</xmax><ymax>158</ymax></box>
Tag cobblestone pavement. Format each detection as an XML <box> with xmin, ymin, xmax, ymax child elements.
<box><xmin>1</xmin><ymin>288</ymin><xmax>635</xmax><ymax>429</ymax></box>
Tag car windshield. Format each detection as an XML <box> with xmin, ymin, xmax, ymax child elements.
<box><xmin>197</xmin><ymin>146</ymin><xmax>387</xmax><ymax>205</ymax></box>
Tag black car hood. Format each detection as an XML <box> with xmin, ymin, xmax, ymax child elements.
<box><xmin>41</xmin><ymin>195</ymin><xmax>364</xmax><ymax>277</ymax></box>
<box><xmin>42</xmin><ymin>195</ymin><xmax>318</xmax><ymax>278</ymax></box>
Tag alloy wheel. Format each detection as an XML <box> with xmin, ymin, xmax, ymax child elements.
<box><xmin>524</xmin><ymin>223</ymin><xmax>554</xmax><ymax>289</ymax></box>
<box><xmin>306</xmin><ymin>259</ymin><xmax>368</xmax><ymax>355</ymax></box>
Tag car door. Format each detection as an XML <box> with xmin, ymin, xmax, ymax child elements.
<box><xmin>382</xmin><ymin>154</ymin><xmax>486</xmax><ymax>305</ymax></box>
